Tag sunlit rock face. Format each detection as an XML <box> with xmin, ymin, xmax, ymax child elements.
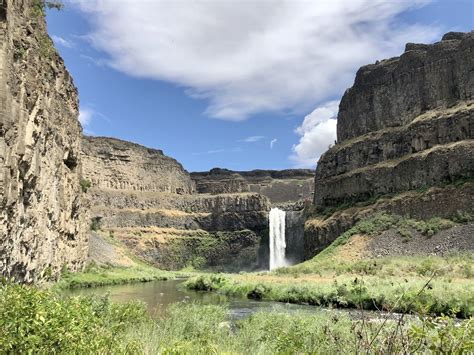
<box><xmin>315</xmin><ymin>31</ymin><xmax>474</xmax><ymax>208</ymax></box>
<box><xmin>0</xmin><ymin>0</ymin><xmax>88</xmax><ymax>283</ymax></box>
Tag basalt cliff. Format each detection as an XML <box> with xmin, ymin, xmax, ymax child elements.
<box><xmin>305</xmin><ymin>31</ymin><xmax>474</xmax><ymax>258</ymax></box>
<box><xmin>0</xmin><ymin>0</ymin><xmax>88</xmax><ymax>283</ymax></box>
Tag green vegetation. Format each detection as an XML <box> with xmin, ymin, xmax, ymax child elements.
<box><xmin>313</xmin><ymin>177</ymin><xmax>474</xmax><ymax>218</ymax></box>
<box><xmin>80</xmin><ymin>179</ymin><xmax>92</xmax><ymax>193</ymax></box>
<box><xmin>1</xmin><ymin>283</ymin><xmax>472</xmax><ymax>353</ymax></box>
<box><xmin>0</xmin><ymin>282</ymin><xmax>144</xmax><ymax>353</ymax></box>
<box><xmin>185</xmin><ymin>214</ymin><xmax>473</xmax><ymax>318</ymax></box>
<box><xmin>285</xmin><ymin>214</ymin><xmax>472</xmax><ymax>277</ymax></box>
<box><xmin>90</xmin><ymin>217</ymin><xmax>101</xmax><ymax>231</ymax></box>
<box><xmin>185</xmin><ymin>273</ymin><xmax>473</xmax><ymax>318</ymax></box>
<box><xmin>55</xmin><ymin>263</ymin><xmax>183</xmax><ymax>289</ymax></box>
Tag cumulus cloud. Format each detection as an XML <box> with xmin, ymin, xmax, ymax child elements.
<box><xmin>71</xmin><ymin>0</ymin><xmax>439</xmax><ymax>120</ymax></box>
<box><xmin>51</xmin><ymin>35</ymin><xmax>74</xmax><ymax>48</ymax></box>
<box><xmin>291</xmin><ymin>101</ymin><xmax>339</xmax><ymax>168</ymax></box>
<box><xmin>239</xmin><ymin>136</ymin><xmax>265</xmax><ymax>143</ymax></box>
<box><xmin>270</xmin><ymin>139</ymin><xmax>278</xmax><ymax>149</ymax></box>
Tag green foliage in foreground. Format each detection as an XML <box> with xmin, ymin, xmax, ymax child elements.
<box><xmin>185</xmin><ymin>274</ymin><xmax>474</xmax><ymax>318</ymax></box>
<box><xmin>1</xmin><ymin>283</ymin><xmax>472</xmax><ymax>353</ymax></box>
<box><xmin>0</xmin><ymin>282</ymin><xmax>145</xmax><ymax>353</ymax></box>
<box><xmin>55</xmin><ymin>264</ymin><xmax>183</xmax><ymax>289</ymax></box>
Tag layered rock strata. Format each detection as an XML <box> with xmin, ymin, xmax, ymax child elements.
<box><xmin>0</xmin><ymin>1</ymin><xmax>88</xmax><ymax>282</ymax></box>
<box><xmin>307</xmin><ymin>32</ymin><xmax>474</xmax><ymax>258</ymax></box>
<box><xmin>192</xmin><ymin>168</ymin><xmax>315</xmax><ymax>203</ymax></box>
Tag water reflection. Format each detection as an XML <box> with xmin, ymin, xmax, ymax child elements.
<box><xmin>62</xmin><ymin>279</ymin><xmax>320</xmax><ymax>320</ymax></box>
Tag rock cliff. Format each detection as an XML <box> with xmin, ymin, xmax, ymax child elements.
<box><xmin>192</xmin><ymin>168</ymin><xmax>314</xmax><ymax>203</ymax></box>
<box><xmin>82</xmin><ymin>136</ymin><xmax>195</xmax><ymax>194</ymax></box>
<box><xmin>306</xmin><ymin>31</ymin><xmax>474</xmax><ymax>258</ymax></box>
<box><xmin>0</xmin><ymin>1</ymin><xmax>88</xmax><ymax>283</ymax></box>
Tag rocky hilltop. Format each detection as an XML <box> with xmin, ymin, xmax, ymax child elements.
<box><xmin>82</xmin><ymin>137</ymin><xmax>271</xmax><ymax>271</ymax></box>
<box><xmin>305</xmin><ymin>31</ymin><xmax>474</xmax><ymax>258</ymax></box>
<box><xmin>0</xmin><ymin>1</ymin><xmax>88</xmax><ymax>282</ymax></box>
<box><xmin>192</xmin><ymin>168</ymin><xmax>314</xmax><ymax>203</ymax></box>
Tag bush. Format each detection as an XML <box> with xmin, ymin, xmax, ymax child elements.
<box><xmin>80</xmin><ymin>179</ymin><xmax>92</xmax><ymax>193</ymax></box>
<box><xmin>0</xmin><ymin>282</ymin><xmax>148</xmax><ymax>353</ymax></box>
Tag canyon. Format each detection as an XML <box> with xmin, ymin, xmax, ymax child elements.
<box><xmin>0</xmin><ymin>0</ymin><xmax>472</xmax><ymax>282</ymax></box>
<box><xmin>82</xmin><ymin>136</ymin><xmax>311</xmax><ymax>271</ymax></box>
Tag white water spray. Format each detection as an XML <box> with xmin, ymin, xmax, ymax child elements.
<box><xmin>269</xmin><ymin>207</ymin><xmax>287</xmax><ymax>270</ymax></box>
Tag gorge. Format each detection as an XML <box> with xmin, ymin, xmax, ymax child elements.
<box><xmin>0</xmin><ymin>1</ymin><xmax>473</xmax><ymax>352</ymax></box>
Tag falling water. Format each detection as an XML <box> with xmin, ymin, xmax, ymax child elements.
<box><xmin>269</xmin><ymin>207</ymin><xmax>287</xmax><ymax>270</ymax></box>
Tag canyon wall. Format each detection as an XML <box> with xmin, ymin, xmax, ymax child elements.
<box><xmin>82</xmin><ymin>136</ymin><xmax>195</xmax><ymax>194</ymax></box>
<box><xmin>192</xmin><ymin>168</ymin><xmax>314</xmax><ymax>203</ymax></box>
<box><xmin>83</xmin><ymin>137</ymin><xmax>271</xmax><ymax>271</ymax></box>
<box><xmin>0</xmin><ymin>1</ymin><xmax>88</xmax><ymax>283</ymax></box>
<box><xmin>306</xmin><ymin>32</ymin><xmax>474</xmax><ymax>257</ymax></box>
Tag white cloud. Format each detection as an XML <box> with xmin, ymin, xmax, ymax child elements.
<box><xmin>270</xmin><ymin>139</ymin><xmax>278</xmax><ymax>149</ymax></box>
<box><xmin>239</xmin><ymin>136</ymin><xmax>265</xmax><ymax>143</ymax></box>
<box><xmin>72</xmin><ymin>0</ymin><xmax>439</xmax><ymax>121</ymax></box>
<box><xmin>291</xmin><ymin>101</ymin><xmax>338</xmax><ymax>168</ymax></box>
<box><xmin>51</xmin><ymin>35</ymin><xmax>74</xmax><ymax>48</ymax></box>
<box><xmin>79</xmin><ymin>107</ymin><xmax>111</xmax><ymax>131</ymax></box>
<box><xmin>79</xmin><ymin>108</ymin><xmax>93</xmax><ymax>126</ymax></box>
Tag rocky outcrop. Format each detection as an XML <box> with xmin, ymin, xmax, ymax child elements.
<box><xmin>0</xmin><ymin>1</ymin><xmax>88</xmax><ymax>283</ymax></box>
<box><xmin>337</xmin><ymin>32</ymin><xmax>473</xmax><ymax>141</ymax></box>
<box><xmin>82</xmin><ymin>136</ymin><xmax>195</xmax><ymax>194</ymax></box>
<box><xmin>307</xmin><ymin>32</ymin><xmax>474</xmax><ymax>258</ymax></box>
<box><xmin>192</xmin><ymin>168</ymin><xmax>315</xmax><ymax>203</ymax></box>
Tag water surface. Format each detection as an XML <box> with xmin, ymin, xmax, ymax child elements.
<box><xmin>63</xmin><ymin>279</ymin><xmax>319</xmax><ymax>319</ymax></box>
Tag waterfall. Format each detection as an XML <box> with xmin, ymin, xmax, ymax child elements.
<box><xmin>269</xmin><ymin>207</ymin><xmax>287</xmax><ymax>270</ymax></box>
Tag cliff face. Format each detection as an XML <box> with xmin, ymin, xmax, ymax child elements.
<box><xmin>0</xmin><ymin>1</ymin><xmax>88</xmax><ymax>282</ymax></box>
<box><xmin>82</xmin><ymin>136</ymin><xmax>195</xmax><ymax>194</ymax></box>
<box><xmin>307</xmin><ymin>32</ymin><xmax>474</xmax><ymax>258</ymax></box>
<box><xmin>191</xmin><ymin>168</ymin><xmax>315</xmax><ymax>203</ymax></box>
<box><xmin>315</xmin><ymin>32</ymin><xmax>473</xmax><ymax>207</ymax></box>
<box><xmin>337</xmin><ymin>32</ymin><xmax>473</xmax><ymax>141</ymax></box>
<box><xmin>82</xmin><ymin>137</ymin><xmax>271</xmax><ymax>271</ymax></box>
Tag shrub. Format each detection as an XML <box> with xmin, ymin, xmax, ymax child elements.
<box><xmin>0</xmin><ymin>282</ymin><xmax>148</xmax><ymax>353</ymax></box>
<box><xmin>80</xmin><ymin>179</ymin><xmax>92</xmax><ymax>193</ymax></box>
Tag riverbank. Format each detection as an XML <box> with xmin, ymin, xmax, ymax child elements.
<box><xmin>1</xmin><ymin>282</ymin><xmax>472</xmax><ymax>353</ymax></box>
<box><xmin>185</xmin><ymin>215</ymin><xmax>474</xmax><ymax>318</ymax></box>
<box><xmin>54</xmin><ymin>263</ymin><xmax>189</xmax><ymax>289</ymax></box>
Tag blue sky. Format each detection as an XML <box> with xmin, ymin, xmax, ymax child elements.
<box><xmin>46</xmin><ymin>0</ymin><xmax>473</xmax><ymax>172</ymax></box>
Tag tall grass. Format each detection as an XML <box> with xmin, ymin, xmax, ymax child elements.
<box><xmin>185</xmin><ymin>274</ymin><xmax>474</xmax><ymax>318</ymax></box>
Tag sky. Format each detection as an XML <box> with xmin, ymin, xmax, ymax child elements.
<box><xmin>46</xmin><ymin>0</ymin><xmax>474</xmax><ymax>172</ymax></box>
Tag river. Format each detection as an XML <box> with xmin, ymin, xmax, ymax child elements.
<box><xmin>63</xmin><ymin>279</ymin><xmax>328</xmax><ymax>320</ymax></box>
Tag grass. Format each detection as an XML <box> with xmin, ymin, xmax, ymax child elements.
<box><xmin>1</xmin><ymin>282</ymin><xmax>472</xmax><ymax>353</ymax></box>
<box><xmin>296</xmin><ymin>213</ymin><xmax>471</xmax><ymax>277</ymax></box>
<box><xmin>54</xmin><ymin>263</ymin><xmax>186</xmax><ymax>289</ymax></box>
<box><xmin>185</xmin><ymin>214</ymin><xmax>474</xmax><ymax>318</ymax></box>
<box><xmin>185</xmin><ymin>273</ymin><xmax>473</xmax><ymax>318</ymax></box>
